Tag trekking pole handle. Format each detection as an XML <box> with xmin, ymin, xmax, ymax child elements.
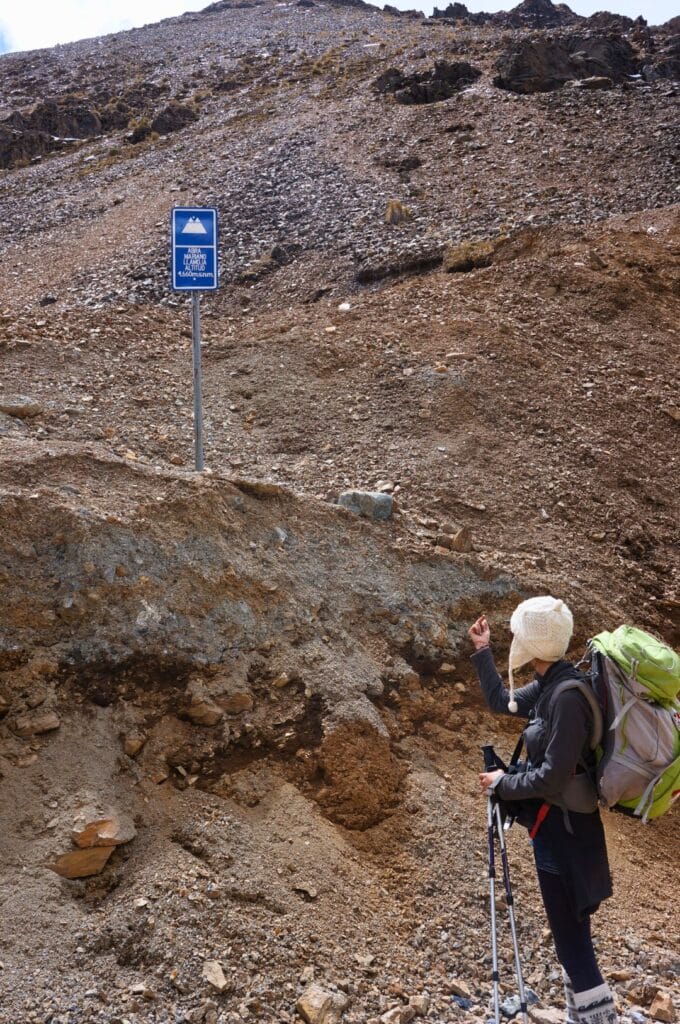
<box><xmin>482</xmin><ymin>744</ymin><xmax>496</xmax><ymax>771</ymax></box>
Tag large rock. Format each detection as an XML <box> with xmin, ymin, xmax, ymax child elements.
<box><xmin>297</xmin><ymin>984</ymin><xmax>348</xmax><ymax>1024</ymax></box>
<box><xmin>151</xmin><ymin>101</ymin><xmax>199</xmax><ymax>135</ymax></box>
<box><xmin>374</xmin><ymin>61</ymin><xmax>482</xmax><ymax>104</ymax></box>
<box><xmin>337</xmin><ymin>490</ymin><xmax>393</xmax><ymax>520</ymax></box>
<box><xmin>494</xmin><ymin>32</ymin><xmax>639</xmax><ymax>93</ymax></box>
<box><xmin>0</xmin><ymin>395</ymin><xmax>43</xmax><ymax>419</ymax></box>
<box><xmin>47</xmin><ymin>846</ymin><xmax>114</xmax><ymax>879</ymax></box>
<box><xmin>71</xmin><ymin>814</ymin><xmax>136</xmax><ymax>849</ymax></box>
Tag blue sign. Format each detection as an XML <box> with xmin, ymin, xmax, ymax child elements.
<box><xmin>171</xmin><ymin>207</ymin><xmax>219</xmax><ymax>291</ymax></box>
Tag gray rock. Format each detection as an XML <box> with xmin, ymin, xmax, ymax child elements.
<box><xmin>337</xmin><ymin>491</ymin><xmax>393</xmax><ymax>521</ymax></box>
<box><xmin>0</xmin><ymin>395</ymin><xmax>43</xmax><ymax>418</ymax></box>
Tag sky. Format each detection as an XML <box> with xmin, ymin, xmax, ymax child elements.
<box><xmin>0</xmin><ymin>0</ymin><xmax>676</xmax><ymax>54</ymax></box>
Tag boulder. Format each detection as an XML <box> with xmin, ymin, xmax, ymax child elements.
<box><xmin>0</xmin><ymin>395</ymin><xmax>43</xmax><ymax>418</ymax></box>
<box><xmin>494</xmin><ymin>33</ymin><xmax>639</xmax><ymax>93</ymax></box>
<box><xmin>337</xmin><ymin>491</ymin><xmax>393</xmax><ymax>520</ymax></box>
<box><xmin>374</xmin><ymin>61</ymin><xmax>482</xmax><ymax>104</ymax></box>
<box><xmin>151</xmin><ymin>101</ymin><xmax>199</xmax><ymax>135</ymax></box>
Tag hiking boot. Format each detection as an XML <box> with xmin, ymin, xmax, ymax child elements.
<box><xmin>574</xmin><ymin>983</ymin><xmax>617</xmax><ymax>1024</ymax></box>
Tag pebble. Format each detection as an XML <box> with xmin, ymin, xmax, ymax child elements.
<box><xmin>337</xmin><ymin>490</ymin><xmax>393</xmax><ymax>521</ymax></box>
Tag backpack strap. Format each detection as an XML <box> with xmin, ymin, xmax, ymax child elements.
<box><xmin>549</xmin><ymin>679</ymin><xmax>603</xmax><ymax>750</ymax></box>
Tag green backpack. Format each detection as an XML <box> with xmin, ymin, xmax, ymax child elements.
<box><xmin>580</xmin><ymin>626</ymin><xmax>680</xmax><ymax>821</ymax></box>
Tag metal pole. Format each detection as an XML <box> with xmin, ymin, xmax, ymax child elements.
<box><xmin>487</xmin><ymin>794</ymin><xmax>501</xmax><ymax>1024</ymax></box>
<box><xmin>494</xmin><ymin>800</ymin><xmax>529</xmax><ymax>1024</ymax></box>
<box><xmin>191</xmin><ymin>291</ymin><xmax>204</xmax><ymax>471</ymax></box>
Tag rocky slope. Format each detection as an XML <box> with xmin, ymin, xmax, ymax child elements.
<box><xmin>0</xmin><ymin>1</ymin><xmax>679</xmax><ymax>1023</ymax></box>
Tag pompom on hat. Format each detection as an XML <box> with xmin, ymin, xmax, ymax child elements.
<box><xmin>507</xmin><ymin>596</ymin><xmax>574</xmax><ymax>712</ymax></box>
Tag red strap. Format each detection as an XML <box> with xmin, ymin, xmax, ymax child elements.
<box><xmin>529</xmin><ymin>802</ymin><xmax>551</xmax><ymax>840</ymax></box>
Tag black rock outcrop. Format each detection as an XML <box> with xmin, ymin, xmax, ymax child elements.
<box><xmin>374</xmin><ymin>61</ymin><xmax>482</xmax><ymax>104</ymax></box>
<box><xmin>494</xmin><ymin>32</ymin><xmax>639</xmax><ymax>93</ymax></box>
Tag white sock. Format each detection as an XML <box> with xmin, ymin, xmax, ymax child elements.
<box><xmin>563</xmin><ymin>970</ymin><xmax>579</xmax><ymax>1024</ymax></box>
<box><xmin>574</xmin><ymin>983</ymin><xmax>617</xmax><ymax>1024</ymax></box>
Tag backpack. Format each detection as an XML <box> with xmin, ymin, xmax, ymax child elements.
<box><xmin>555</xmin><ymin>626</ymin><xmax>680</xmax><ymax>823</ymax></box>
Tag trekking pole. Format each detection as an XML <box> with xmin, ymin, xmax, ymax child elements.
<box><xmin>482</xmin><ymin>744</ymin><xmax>529</xmax><ymax>1024</ymax></box>
<box><xmin>482</xmin><ymin>744</ymin><xmax>502</xmax><ymax>1024</ymax></box>
<box><xmin>492</xmin><ymin>797</ymin><xmax>529</xmax><ymax>1024</ymax></box>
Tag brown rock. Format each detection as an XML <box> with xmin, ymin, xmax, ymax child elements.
<box><xmin>381</xmin><ymin>1008</ymin><xmax>415</xmax><ymax>1024</ymax></box>
<box><xmin>222</xmin><ymin>692</ymin><xmax>254</xmax><ymax>714</ymax></box>
<box><xmin>450</xmin><ymin>526</ymin><xmax>472</xmax><ymax>552</ymax></box>
<box><xmin>530</xmin><ymin>1010</ymin><xmax>564</xmax><ymax>1024</ymax></box>
<box><xmin>13</xmin><ymin>710</ymin><xmax>60</xmax><ymax>737</ymax></box>
<box><xmin>123</xmin><ymin>733</ymin><xmax>147</xmax><ymax>757</ymax></box>
<box><xmin>186</xmin><ymin>692</ymin><xmax>224</xmax><ymax>726</ymax></box>
<box><xmin>72</xmin><ymin>814</ymin><xmax>136</xmax><ymax>848</ymax></box>
<box><xmin>271</xmin><ymin>672</ymin><xmax>291</xmax><ymax>688</ymax></box>
<box><xmin>297</xmin><ymin>984</ymin><xmax>348</xmax><ymax>1024</ymax></box>
<box><xmin>650</xmin><ymin>993</ymin><xmax>675</xmax><ymax>1024</ymax></box>
<box><xmin>447</xmin><ymin>980</ymin><xmax>472</xmax><ymax>998</ymax></box>
<box><xmin>47</xmin><ymin>846</ymin><xmax>114</xmax><ymax>879</ymax></box>
<box><xmin>0</xmin><ymin>394</ymin><xmax>43</xmax><ymax>418</ymax></box>
<box><xmin>202</xmin><ymin>960</ymin><xmax>228</xmax><ymax>992</ymax></box>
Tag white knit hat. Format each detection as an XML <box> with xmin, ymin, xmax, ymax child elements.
<box><xmin>507</xmin><ymin>596</ymin><xmax>574</xmax><ymax>712</ymax></box>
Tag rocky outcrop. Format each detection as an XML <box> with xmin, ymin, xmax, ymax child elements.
<box><xmin>0</xmin><ymin>440</ymin><xmax>510</xmax><ymax>827</ymax></box>
<box><xmin>374</xmin><ymin>60</ymin><xmax>482</xmax><ymax>104</ymax></box>
<box><xmin>642</xmin><ymin>34</ymin><xmax>680</xmax><ymax>81</ymax></box>
<box><xmin>494</xmin><ymin>32</ymin><xmax>639</xmax><ymax>93</ymax></box>
<box><xmin>501</xmin><ymin>0</ymin><xmax>579</xmax><ymax>28</ymax></box>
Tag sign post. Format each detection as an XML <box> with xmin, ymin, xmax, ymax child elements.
<box><xmin>171</xmin><ymin>207</ymin><xmax>219</xmax><ymax>471</ymax></box>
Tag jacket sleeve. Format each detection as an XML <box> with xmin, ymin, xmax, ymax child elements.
<box><xmin>470</xmin><ymin>647</ymin><xmax>540</xmax><ymax>719</ymax></box>
<box><xmin>496</xmin><ymin>689</ymin><xmax>591</xmax><ymax>802</ymax></box>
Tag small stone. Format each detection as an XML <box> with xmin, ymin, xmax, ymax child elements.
<box><xmin>186</xmin><ymin>691</ymin><xmax>224</xmax><ymax>727</ymax></box>
<box><xmin>450</xmin><ymin>526</ymin><xmax>472</xmax><ymax>552</ymax></box>
<box><xmin>650</xmin><ymin>993</ymin><xmax>675</xmax><ymax>1024</ymax></box>
<box><xmin>297</xmin><ymin>983</ymin><xmax>348</xmax><ymax>1024</ymax></box>
<box><xmin>409</xmin><ymin>994</ymin><xmax>431</xmax><ymax>1016</ymax></box>
<box><xmin>130</xmin><ymin>983</ymin><xmax>155</xmax><ymax>1001</ymax></box>
<box><xmin>202</xmin><ymin>960</ymin><xmax>228</xmax><ymax>993</ymax></box>
<box><xmin>530</xmin><ymin>1010</ymin><xmax>564</xmax><ymax>1024</ymax></box>
<box><xmin>448</xmin><ymin>980</ymin><xmax>473</xmax><ymax>999</ymax></box>
<box><xmin>123</xmin><ymin>733</ymin><xmax>147</xmax><ymax>757</ymax></box>
<box><xmin>222</xmin><ymin>692</ymin><xmax>254</xmax><ymax>714</ymax></box>
<box><xmin>272</xmin><ymin>672</ymin><xmax>291</xmax><ymax>688</ymax></box>
<box><xmin>337</xmin><ymin>490</ymin><xmax>393</xmax><ymax>521</ymax></box>
<box><xmin>501</xmin><ymin>995</ymin><xmax>523</xmax><ymax>1018</ymax></box>
<box><xmin>576</xmin><ymin>76</ymin><xmax>614</xmax><ymax>90</ymax></box>
<box><xmin>72</xmin><ymin>814</ymin><xmax>136</xmax><ymax>849</ymax></box>
<box><xmin>611</xmin><ymin>971</ymin><xmax>636</xmax><ymax>983</ymax></box>
<box><xmin>13</xmin><ymin>710</ymin><xmax>60</xmax><ymax>737</ymax></box>
<box><xmin>381</xmin><ymin>1008</ymin><xmax>415</xmax><ymax>1024</ymax></box>
<box><xmin>0</xmin><ymin>394</ymin><xmax>43</xmax><ymax>418</ymax></box>
<box><xmin>47</xmin><ymin>846</ymin><xmax>114</xmax><ymax>879</ymax></box>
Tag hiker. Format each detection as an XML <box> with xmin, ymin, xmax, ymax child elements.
<box><xmin>469</xmin><ymin>596</ymin><xmax>617</xmax><ymax>1024</ymax></box>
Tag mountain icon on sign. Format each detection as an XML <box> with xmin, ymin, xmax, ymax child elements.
<box><xmin>181</xmin><ymin>216</ymin><xmax>208</xmax><ymax>235</ymax></box>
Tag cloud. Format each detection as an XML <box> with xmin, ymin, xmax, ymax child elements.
<box><xmin>0</xmin><ymin>1</ymin><xmax>208</xmax><ymax>54</ymax></box>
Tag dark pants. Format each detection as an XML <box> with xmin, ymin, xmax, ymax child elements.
<box><xmin>537</xmin><ymin>869</ymin><xmax>604</xmax><ymax>993</ymax></box>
